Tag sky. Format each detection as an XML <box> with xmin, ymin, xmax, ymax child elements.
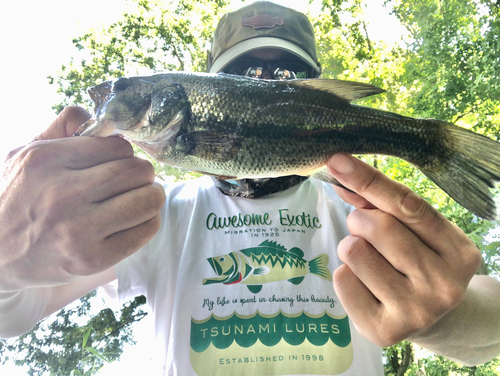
<box><xmin>0</xmin><ymin>0</ymin><xmax>406</xmax><ymax>158</ymax></box>
<box><xmin>0</xmin><ymin>0</ymin><xmax>406</xmax><ymax>374</ymax></box>
<box><xmin>1</xmin><ymin>0</ymin><xmax>129</xmax><ymax>157</ymax></box>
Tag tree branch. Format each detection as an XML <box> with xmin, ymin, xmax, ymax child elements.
<box><xmin>452</xmin><ymin>108</ymin><xmax>475</xmax><ymax>124</ymax></box>
<box><xmin>171</xmin><ymin>42</ymin><xmax>185</xmax><ymax>71</ymax></box>
<box><xmin>94</xmin><ymin>311</ymin><xmax>148</xmax><ymax>351</ymax></box>
<box><xmin>396</xmin><ymin>342</ymin><xmax>413</xmax><ymax>376</ymax></box>
<box><xmin>362</xmin><ymin>20</ymin><xmax>373</xmax><ymax>52</ymax></box>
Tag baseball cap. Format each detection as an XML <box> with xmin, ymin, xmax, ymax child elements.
<box><xmin>208</xmin><ymin>1</ymin><xmax>321</xmax><ymax>77</ymax></box>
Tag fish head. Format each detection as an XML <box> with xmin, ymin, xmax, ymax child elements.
<box><xmin>207</xmin><ymin>253</ymin><xmax>237</xmax><ymax>277</ymax></box>
<box><xmin>75</xmin><ymin>77</ymin><xmax>154</xmax><ymax>137</ymax></box>
<box><xmin>96</xmin><ymin>77</ymin><xmax>153</xmax><ymax>132</ymax></box>
<box><xmin>77</xmin><ymin>76</ymin><xmax>190</xmax><ymax>151</ymax></box>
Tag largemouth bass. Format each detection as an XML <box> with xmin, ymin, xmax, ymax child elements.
<box><xmin>76</xmin><ymin>72</ymin><xmax>500</xmax><ymax>220</ymax></box>
<box><xmin>202</xmin><ymin>240</ymin><xmax>332</xmax><ymax>293</ymax></box>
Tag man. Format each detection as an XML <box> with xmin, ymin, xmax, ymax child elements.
<box><xmin>1</xmin><ymin>2</ymin><xmax>499</xmax><ymax>375</ymax></box>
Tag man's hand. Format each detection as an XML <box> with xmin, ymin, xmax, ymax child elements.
<box><xmin>327</xmin><ymin>153</ymin><xmax>482</xmax><ymax>347</ymax></box>
<box><xmin>0</xmin><ymin>107</ymin><xmax>165</xmax><ymax>292</ymax></box>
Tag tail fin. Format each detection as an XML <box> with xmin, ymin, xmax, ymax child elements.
<box><xmin>422</xmin><ymin>120</ymin><xmax>500</xmax><ymax>220</ymax></box>
<box><xmin>308</xmin><ymin>254</ymin><xmax>333</xmax><ymax>281</ymax></box>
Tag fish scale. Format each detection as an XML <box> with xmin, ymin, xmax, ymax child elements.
<box><xmin>175</xmin><ymin>77</ymin><xmax>446</xmax><ymax>174</ymax></box>
<box><xmin>76</xmin><ymin>72</ymin><xmax>500</xmax><ymax>220</ymax></box>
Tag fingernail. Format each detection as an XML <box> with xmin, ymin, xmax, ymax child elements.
<box><xmin>154</xmin><ymin>181</ymin><xmax>167</xmax><ymax>197</ymax></box>
<box><xmin>328</xmin><ymin>153</ymin><xmax>355</xmax><ymax>174</ymax></box>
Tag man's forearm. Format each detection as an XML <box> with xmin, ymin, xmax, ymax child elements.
<box><xmin>409</xmin><ymin>275</ymin><xmax>500</xmax><ymax>366</ymax></box>
<box><xmin>0</xmin><ymin>268</ymin><xmax>117</xmax><ymax>339</ymax></box>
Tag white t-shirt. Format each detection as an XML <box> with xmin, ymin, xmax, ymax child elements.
<box><xmin>114</xmin><ymin>176</ymin><xmax>383</xmax><ymax>376</ymax></box>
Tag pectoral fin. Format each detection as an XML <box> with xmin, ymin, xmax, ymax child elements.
<box><xmin>308</xmin><ymin>166</ymin><xmax>339</xmax><ymax>185</ymax></box>
<box><xmin>309</xmin><ymin>165</ymin><xmax>354</xmax><ymax>193</ymax></box>
<box><xmin>253</xmin><ymin>266</ymin><xmax>270</xmax><ymax>276</ymax></box>
<box><xmin>247</xmin><ymin>285</ymin><xmax>263</xmax><ymax>294</ymax></box>
<box><xmin>179</xmin><ymin>131</ymin><xmax>242</xmax><ymax>163</ymax></box>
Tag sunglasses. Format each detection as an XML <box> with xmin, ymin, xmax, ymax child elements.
<box><xmin>242</xmin><ymin>67</ymin><xmax>297</xmax><ymax>80</ymax></box>
<box><xmin>222</xmin><ymin>58</ymin><xmax>315</xmax><ymax>79</ymax></box>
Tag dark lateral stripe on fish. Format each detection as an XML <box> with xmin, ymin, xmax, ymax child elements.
<box><xmin>78</xmin><ymin>72</ymin><xmax>500</xmax><ymax>220</ymax></box>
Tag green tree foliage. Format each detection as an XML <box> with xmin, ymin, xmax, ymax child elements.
<box><xmin>1</xmin><ymin>0</ymin><xmax>499</xmax><ymax>374</ymax></box>
<box><xmin>49</xmin><ymin>0</ymin><xmax>231</xmax><ymax>114</ymax></box>
<box><xmin>312</xmin><ymin>0</ymin><xmax>500</xmax><ymax>272</ymax></box>
<box><xmin>311</xmin><ymin>0</ymin><xmax>500</xmax><ymax>374</ymax></box>
<box><xmin>1</xmin><ymin>1</ymin><xmax>226</xmax><ymax>374</ymax></box>
<box><xmin>49</xmin><ymin>0</ymin><xmax>229</xmax><ymax>182</ymax></box>
<box><xmin>384</xmin><ymin>341</ymin><xmax>500</xmax><ymax>375</ymax></box>
<box><xmin>0</xmin><ymin>292</ymin><xmax>147</xmax><ymax>375</ymax></box>
<box><xmin>390</xmin><ymin>0</ymin><xmax>500</xmax><ymax>133</ymax></box>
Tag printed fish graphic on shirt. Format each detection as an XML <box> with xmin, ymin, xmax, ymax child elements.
<box><xmin>202</xmin><ymin>240</ymin><xmax>332</xmax><ymax>293</ymax></box>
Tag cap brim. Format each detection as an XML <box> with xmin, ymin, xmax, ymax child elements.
<box><xmin>209</xmin><ymin>37</ymin><xmax>320</xmax><ymax>74</ymax></box>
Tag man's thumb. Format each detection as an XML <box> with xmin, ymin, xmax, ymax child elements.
<box><xmin>35</xmin><ymin>106</ymin><xmax>91</xmax><ymax>140</ymax></box>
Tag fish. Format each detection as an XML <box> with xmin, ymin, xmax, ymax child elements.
<box><xmin>202</xmin><ymin>240</ymin><xmax>332</xmax><ymax>293</ymax></box>
<box><xmin>75</xmin><ymin>72</ymin><xmax>500</xmax><ymax>220</ymax></box>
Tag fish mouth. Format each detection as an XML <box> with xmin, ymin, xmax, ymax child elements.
<box><xmin>207</xmin><ymin>257</ymin><xmax>223</xmax><ymax>276</ymax></box>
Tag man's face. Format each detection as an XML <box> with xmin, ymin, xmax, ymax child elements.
<box><xmin>245</xmin><ymin>48</ymin><xmax>292</xmax><ymax>61</ymax></box>
<box><xmin>222</xmin><ymin>49</ymin><xmax>314</xmax><ymax>80</ymax></box>
<box><xmin>245</xmin><ymin>49</ymin><xmax>296</xmax><ymax>78</ymax></box>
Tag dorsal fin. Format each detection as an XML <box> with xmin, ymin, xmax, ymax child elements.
<box><xmin>290</xmin><ymin>79</ymin><xmax>385</xmax><ymax>102</ymax></box>
<box><xmin>258</xmin><ymin>240</ymin><xmax>286</xmax><ymax>251</ymax></box>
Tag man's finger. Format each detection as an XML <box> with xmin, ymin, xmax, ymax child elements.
<box><xmin>35</xmin><ymin>106</ymin><xmax>91</xmax><ymax>140</ymax></box>
<box><xmin>93</xmin><ymin>182</ymin><xmax>166</xmax><ymax>237</ymax></box>
<box><xmin>346</xmin><ymin>209</ymin><xmax>442</xmax><ymax>279</ymax></box>
<box><xmin>337</xmin><ymin>234</ymin><xmax>410</xmax><ymax>301</ymax></box>
<box><xmin>80</xmin><ymin>157</ymin><xmax>156</xmax><ymax>203</ymax></box>
<box><xmin>327</xmin><ymin>154</ymin><xmax>422</xmax><ymax>217</ymax></box>
<box><xmin>101</xmin><ymin>214</ymin><xmax>162</xmax><ymax>271</ymax></box>
<box><xmin>332</xmin><ymin>185</ymin><xmax>376</xmax><ymax>210</ymax></box>
<box><xmin>333</xmin><ymin>264</ymin><xmax>384</xmax><ymax>344</ymax></box>
<box><xmin>21</xmin><ymin>136</ymin><xmax>134</xmax><ymax>170</ymax></box>
<box><xmin>326</xmin><ymin>153</ymin><xmax>466</xmax><ymax>257</ymax></box>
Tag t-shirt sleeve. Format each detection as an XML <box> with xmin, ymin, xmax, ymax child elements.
<box><xmin>112</xmin><ymin>243</ymin><xmax>150</xmax><ymax>305</ymax></box>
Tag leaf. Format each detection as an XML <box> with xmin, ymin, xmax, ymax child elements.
<box><xmin>84</xmin><ymin>347</ymin><xmax>111</xmax><ymax>364</ymax></box>
<box><xmin>82</xmin><ymin>327</ymin><xmax>92</xmax><ymax>349</ymax></box>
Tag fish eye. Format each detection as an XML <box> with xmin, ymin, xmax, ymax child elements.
<box><xmin>113</xmin><ymin>77</ymin><xmax>130</xmax><ymax>92</ymax></box>
<box><xmin>219</xmin><ymin>257</ymin><xmax>225</xmax><ymax>262</ymax></box>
